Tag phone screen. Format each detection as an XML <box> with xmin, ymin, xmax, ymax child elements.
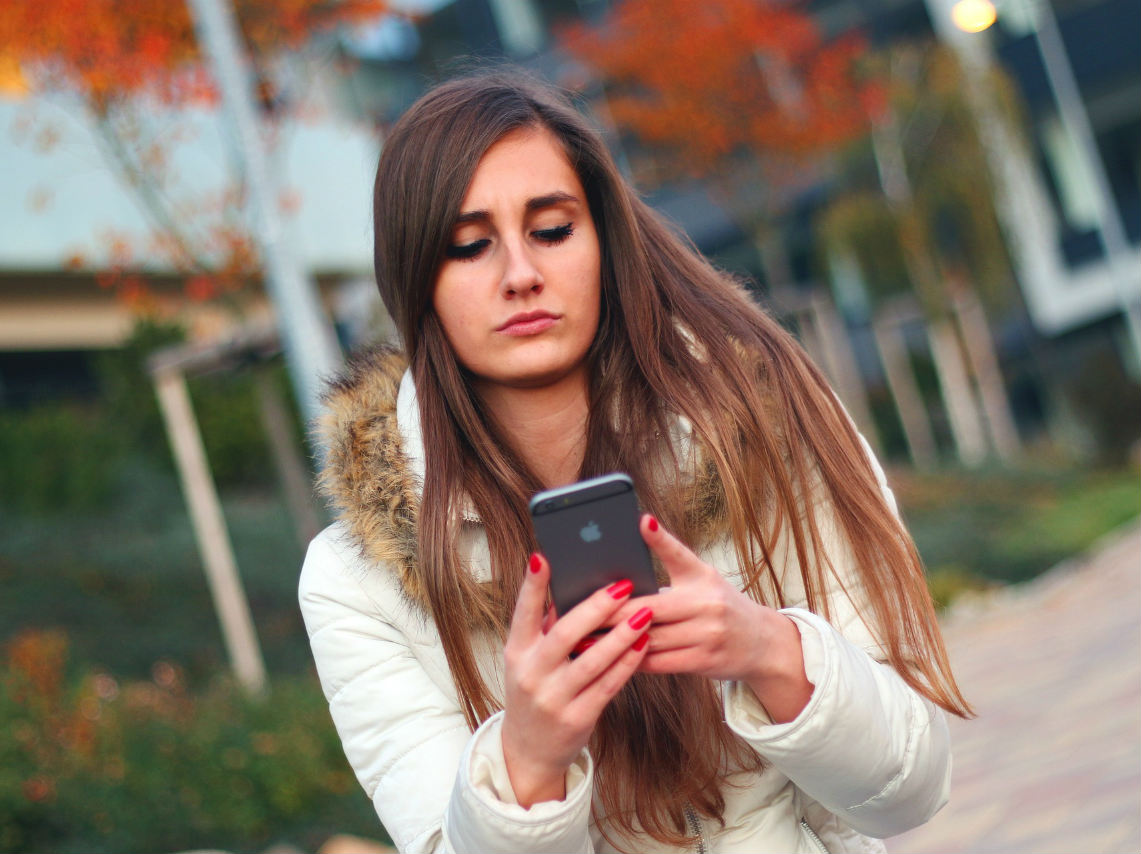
<box><xmin>530</xmin><ymin>473</ymin><xmax>658</xmax><ymax>615</ymax></box>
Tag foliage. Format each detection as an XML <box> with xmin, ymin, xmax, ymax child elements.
<box><xmin>817</xmin><ymin>43</ymin><xmax>1022</xmax><ymax>316</ymax></box>
<box><xmin>561</xmin><ymin>0</ymin><xmax>877</xmax><ymax>255</ymax></box>
<box><xmin>563</xmin><ymin>0</ymin><xmax>876</xmax><ymax>173</ymax></box>
<box><xmin>0</xmin><ymin>0</ymin><xmax>388</xmax><ymax>308</ymax></box>
<box><xmin>0</xmin><ymin>458</ymin><xmax>312</xmax><ymax>684</ymax></box>
<box><xmin>0</xmin><ymin>629</ymin><xmax>382</xmax><ymax>854</ymax></box>
<box><xmin>0</xmin><ymin>402</ymin><xmax>122</xmax><ymax>515</ymax></box>
<box><xmin>0</xmin><ymin>319</ymin><xmax>284</xmax><ymax>519</ymax></box>
<box><xmin>92</xmin><ymin>316</ymin><xmax>188</xmax><ymax>466</ymax></box>
<box><xmin>0</xmin><ymin>0</ymin><xmax>388</xmax><ymax>107</ymax></box>
<box><xmin>894</xmin><ymin>463</ymin><xmax>1141</xmax><ymax>587</ymax></box>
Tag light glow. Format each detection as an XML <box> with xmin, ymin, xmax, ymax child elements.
<box><xmin>951</xmin><ymin>0</ymin><xmax>998</xmax><ymax>32</ymax></box>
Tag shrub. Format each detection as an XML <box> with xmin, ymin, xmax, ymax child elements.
<box><xmin>0</xmin><ymin>629</ymin><xmax>382</xmax><ymax>854</ymax></box>
<box><xmin>0</xmin><ymin>404</ymin><xmax>121</xmax><ymax>515</ymax></box>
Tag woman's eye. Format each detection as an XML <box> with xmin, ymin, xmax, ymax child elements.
<box><xmin>444</xmin><ymin>238</ymin><xmax>490</xmax><ymax>261</ymax></box>
<box><xmin>533</xmin><ymin>223</ymin><xmax>574</xmax><ymax>245</ymax></box>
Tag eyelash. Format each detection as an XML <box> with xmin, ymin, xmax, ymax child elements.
<box><xmin>444</xmin><ymin>223</ymin><xmax>575</xmax><ymax>262</ymax></box>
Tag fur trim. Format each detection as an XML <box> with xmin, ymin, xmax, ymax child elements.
<box><xmin>315</xmin><ymin>345</ymin><xmax>427</xmax><ymax>608</ymax></box>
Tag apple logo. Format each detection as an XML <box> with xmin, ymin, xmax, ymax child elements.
<box><xmin>580</xmin><ymin>521</ymin><xmax>602</xmax><ymax>543</ymax></box>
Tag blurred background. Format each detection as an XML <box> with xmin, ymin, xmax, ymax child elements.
<box><xmin>0</xmin><ymin>0</ymin><xmax>1137</xmax><ymax>852</ymax></box>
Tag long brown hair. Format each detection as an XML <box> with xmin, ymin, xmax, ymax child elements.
<box><xmin>372</xmin><ymin>71</ymin><xmax>970</xmax><ymax>849</ymax></box>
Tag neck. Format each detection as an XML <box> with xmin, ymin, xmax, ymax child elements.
<box><xmin>475</xmin><ymin>368</ymin><xmax>590</xmax><ymax>489</ymax></box>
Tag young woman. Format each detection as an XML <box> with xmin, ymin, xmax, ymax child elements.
<box><xmin>299</xmin><ymin>72</ymin><xmax>970</xmax><ymax>854</ymax></box>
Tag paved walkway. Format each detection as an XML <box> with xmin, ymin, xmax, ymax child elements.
<box><xmin>887</xmin><ymin>523</ymin><xmax>1141</xmax><ymax>854</ymax></box>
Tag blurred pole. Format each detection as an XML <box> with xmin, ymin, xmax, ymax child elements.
<box><xmin>185</xmin><ymin>0</ymin><xmax>342</xmax><ymax>432</ymax></box>
<box><xmin>872</xmin><ymin>304</ymin><xmax>939</xmax><ymax>469</ymax></box>
<box><xmin>924</xmin><ymin>0</ymin><xmax>1067</xmax><ymax>342</ymax></box>
<box><xmin>154</xmin><ymin>367</ymin><xmax>268</xmax><ymax>696</ymax></box>
<box><xmin>951</xmin><ymin>284</ymin><xmax>1022</xmax><ymax>461</ymax></box>
<box><xmin>808</xmin><ymin>292</ymin><xmax>882</xmax><ymax>454</ymax></box>
<box><xmin>253</xmin><ymin>367</ymin><xmax>324</xmax><ymax>548</ymax></box>
<box><xmin>927</xmin><ymin>318</ymin><xmax>989</xmax><ymax>466</ymax></box>
<box><xmin>1022</xmin><ymin>0</ymin><xmax>1141</xmax><ymax>369</ymax></box>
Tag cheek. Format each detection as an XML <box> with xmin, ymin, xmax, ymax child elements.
<box><xmin>432</xmin><ymin>277</ymin><xmax>467</xmax><ymax>340</ymax></box>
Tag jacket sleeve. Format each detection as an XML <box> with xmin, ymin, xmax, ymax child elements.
<box><xmin>722</xmin><ymin>433</ymin><xmax>951</xmax><ymax>839</ymax></box>
<box><xmin>299</xmin><ymin>527</ymin><xmax>596</xmax><ymax>853</ymax></box>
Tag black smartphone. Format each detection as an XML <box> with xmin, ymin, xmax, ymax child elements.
<box><xmin>529</xmin><ymin>472</ymin><xmax>658</xmax><ymax>616</ymax></box>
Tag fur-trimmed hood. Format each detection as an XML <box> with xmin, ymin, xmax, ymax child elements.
<box><xmin>315</xmin><ymin>344</ymin><xmax>730</xmax><ymax>611</ymax></box>
<box><xmin>316</xmin><ymin>345</ymin><xmax>427</xmax><ymax>605</ymax></box>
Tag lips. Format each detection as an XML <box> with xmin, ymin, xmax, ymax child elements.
<box><xmin>496</xmin><ymin>310</ymin><xmax>560</xmax><ymax>336</ymax></box>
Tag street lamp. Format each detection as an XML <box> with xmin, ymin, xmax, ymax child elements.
<box><xmin>951</xmin><ymin>0</ymin><xmax>997</xmax><ymax>32</ymax></box>
<box><xmin>950</xmin><ymin>0</ymin><xmax>1141</xmax><ymax>368</ymax></box>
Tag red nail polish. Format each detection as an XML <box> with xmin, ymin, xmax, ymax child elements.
<box><xmin>633</xmin><ymin>633</ymin><xmax>650</xmax><ymax>652</ymax></box>
<box><xmin>529</xmin><ymin>553</ymin><xmax>542</xmax><ymax>573</ymax></box>
<box><xmin>648</xmin><ymin>516</ymin><xmax>659</xmax><ymax>532</ymax></box>
<box><xmin>572</xmin><ymin>637</ymin><xmax>597</xmax><ymax>656</ymax></box>
<box><xmin>628</xmin><ymin>607</ymin><xmax>653</xmax><ymax>630</ymax></box>
<box><xmin>607</xmin><ymin>579</ymin><xmax>634</xmax><ymax>599</ymax></box>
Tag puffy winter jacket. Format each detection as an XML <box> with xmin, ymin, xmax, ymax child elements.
<box><xmin>299</xmin><ymin>347</ymin><xmax>951</xmax><ymax>853</ymax></box>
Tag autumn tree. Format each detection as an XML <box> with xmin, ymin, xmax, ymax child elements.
<box><xmin>0</xmin><ymin>0</ymin><xmax>387</xmax><ymax>309</ymax></box>
<box><xmin>562</xmin><ymin>0</ymin><xmax>880</xmax><ymax>289</ymax></box>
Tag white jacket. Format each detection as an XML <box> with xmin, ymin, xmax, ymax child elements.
<box><xmin>299</xmin><ymin>348</ymin><xmax>951</xmax><ymax>853</ymax></box>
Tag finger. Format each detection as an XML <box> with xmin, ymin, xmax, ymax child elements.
<box><xmin>637</xmin><ymin>647</ymin><xmax>703</xmax><ymax>675</ymax></box>
<box><xmin>509</xmin><ymin>552</ymin><xmax>550</xmax><ymax>642</ymax></box>
<box><xmin>639</xmin><ymin>621</ymin><xmax>707</xmax><ymax>652</ymax></box>
<box><xmin>563</xmin><ymin>606</ymin><xmax>653</xmax><ymax>694</ymax></box>
<box><xmin>541</xmin><ymin>603</ymin><xmax>558</xmax><ymax>635</ymax></box>
<box><xmin>602</xmin><ymin>589</ymin><xmax>699</xmax><ymax>629</ymax></box>
<box><xmin>569</xmin><ymin>627</ymin><xmax>652</xmax><ymax>716</ymax></box>
<box><xmin>543</xmin><ymin>579</ymin><xmax>636</xmax><ymax>662</ymax></box>
<box><xmin>641</xmin><ymin>514</ymin><xmax>709</xmax><ymax>585</ymax></box>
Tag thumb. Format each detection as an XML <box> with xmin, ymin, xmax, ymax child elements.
<box><xmin>640</xmin><ymin>514</ymin><xmax>705</xmax><ymax>585</ymax></box>
<box><xmin>510</xmin><ymin>552</ymin><xmax>551</xmax><ymax>641</ymax></box>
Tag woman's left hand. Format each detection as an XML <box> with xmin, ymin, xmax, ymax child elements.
<box><xmin>629</xmin><ymin>514</ymin><xmax>815</xmax><ymax>724</ymax></box>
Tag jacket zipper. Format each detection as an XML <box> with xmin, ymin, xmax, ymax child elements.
<box><xmin>684</xmin><ymin>804</ymin><xmax>707</xmax><ymax>854</ymax></box>
<box><xmin>799</xmin><ymin>818</ymin><xmax>829</xmax><ymax>854</ymax></box>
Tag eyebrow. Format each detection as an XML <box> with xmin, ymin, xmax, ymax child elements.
<box><xmin>454</xmin><ymin>191</ymin><xmax>580</xmax><ymax>225</ymax></box>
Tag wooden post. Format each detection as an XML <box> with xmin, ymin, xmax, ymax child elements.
<box><xmin>872</xmin><ymin>307</ymin><xmax>939</xmax><ymax>469</ymax></box>
<box><xmin>952</xmin><ymin>287</ymin><xmax>1022</xmax><ymax>463</ymax></box>
<box><xmin>808</xmin><ymin>292</ymin><xmax>882</xmax><ymax>453</ymax></box>
<box><xmin>153</xmin><ymin>366</ymin><xmax>267</xmax><ymax>696</ymax></box>
<box><xmin>927</xmin><ymin>318</ymin><xmax>989</xmax><ymax>467</ymax></box>
<box><xmin>254</xmin><ymin>367</ymin><xmax>324</xmax><ymax>548</ymax></box>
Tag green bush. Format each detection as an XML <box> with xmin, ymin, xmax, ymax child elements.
<box><xmin>0</xmin><ymin>629</ymin><xmax>383</xmax><ymax>854</ymax></box>
<box><xmin>93</xmin><ymin>317</ymin><xmax>188</xmax><ymax>470</ymax></box>
<box><xmin>0</xmin><ymin>404</ymin><xmax>122</xmax><ymax>515</ymax></box>
<box><xmin>94</xmin><ymin>317</ymin><xmax>290</xmax><ymax>490</ymax></box>
<box><xmin>895</xmin><ymin>463</ymin><xmax>1141</xmax><ymax>588</ymax></box>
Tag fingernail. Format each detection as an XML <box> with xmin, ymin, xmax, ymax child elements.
<box><xmin>607</xmin><ymin>579</ymin><xmax>633</xmax><ymax>599</ymax></box>
<box><xmin>633</xmin><ymin>633</ymin><xmax>650</xmax><ymax>652</ymax></box>
<box><xmin>627</xmin><ymin>607</ymin><xmax>653</xmax><ymax>630</ymax></box>
<box><xmin>648</xmin><ymin>516</ymin><xmax>659</xmax><ymax>532</ymax></box>
<box><xmin>529</xmin><ymin>553</ymin><xmax>542</xmax><ymax>573</ymax></box>
<box><xmin>572</xmin><ymin>637</ymin><xmax>597</xmax><ymax>656</ymax></box>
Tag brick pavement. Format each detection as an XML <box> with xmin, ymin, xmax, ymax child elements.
<box><xmin>887</xmin><ymin>523</ymin><xmax>1141</xmax><ymax>854</ymax></box>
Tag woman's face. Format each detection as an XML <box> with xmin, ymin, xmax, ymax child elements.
<box><xmin>432</xmin><ymin>127</ymin><xmax>602</xmax><ymax>395</ymax></box>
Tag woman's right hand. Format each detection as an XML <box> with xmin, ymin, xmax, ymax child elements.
<box><xmin>500</xmin><ymin>552</ymin><xmax>652</xmax><ymax>808</ymax></box>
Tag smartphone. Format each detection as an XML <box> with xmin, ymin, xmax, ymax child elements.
<box><xmin>529</xmin><ymin>472</ymin><xmax>658</xmax><ymax>616</ymax></box>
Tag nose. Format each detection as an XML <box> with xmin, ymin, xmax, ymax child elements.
<box><xmin>499</xmin><ymin>241</ymin><xmax>543</xmax><ymax>298</ymax></box>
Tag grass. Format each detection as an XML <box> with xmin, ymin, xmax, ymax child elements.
<box><xmin>0</xmin><ymin>457</ymin><xmax>317</xmax><ymax>686</ymax></box>
<box><xmin>891</xmin><ymin>462</ymin><xmax>1140</xmax><ymax>605</ymax></box>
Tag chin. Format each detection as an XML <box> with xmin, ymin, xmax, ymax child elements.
<box><xmin>473</xmin><ymin>357</ymin><xmax>589</xmax><ymax>393</ymax></box>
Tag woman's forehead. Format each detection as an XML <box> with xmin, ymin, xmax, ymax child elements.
<box><xmin>457</xmin><ymin>127</ymin><xmax>583</xmax><ymax>214</ymax></box>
